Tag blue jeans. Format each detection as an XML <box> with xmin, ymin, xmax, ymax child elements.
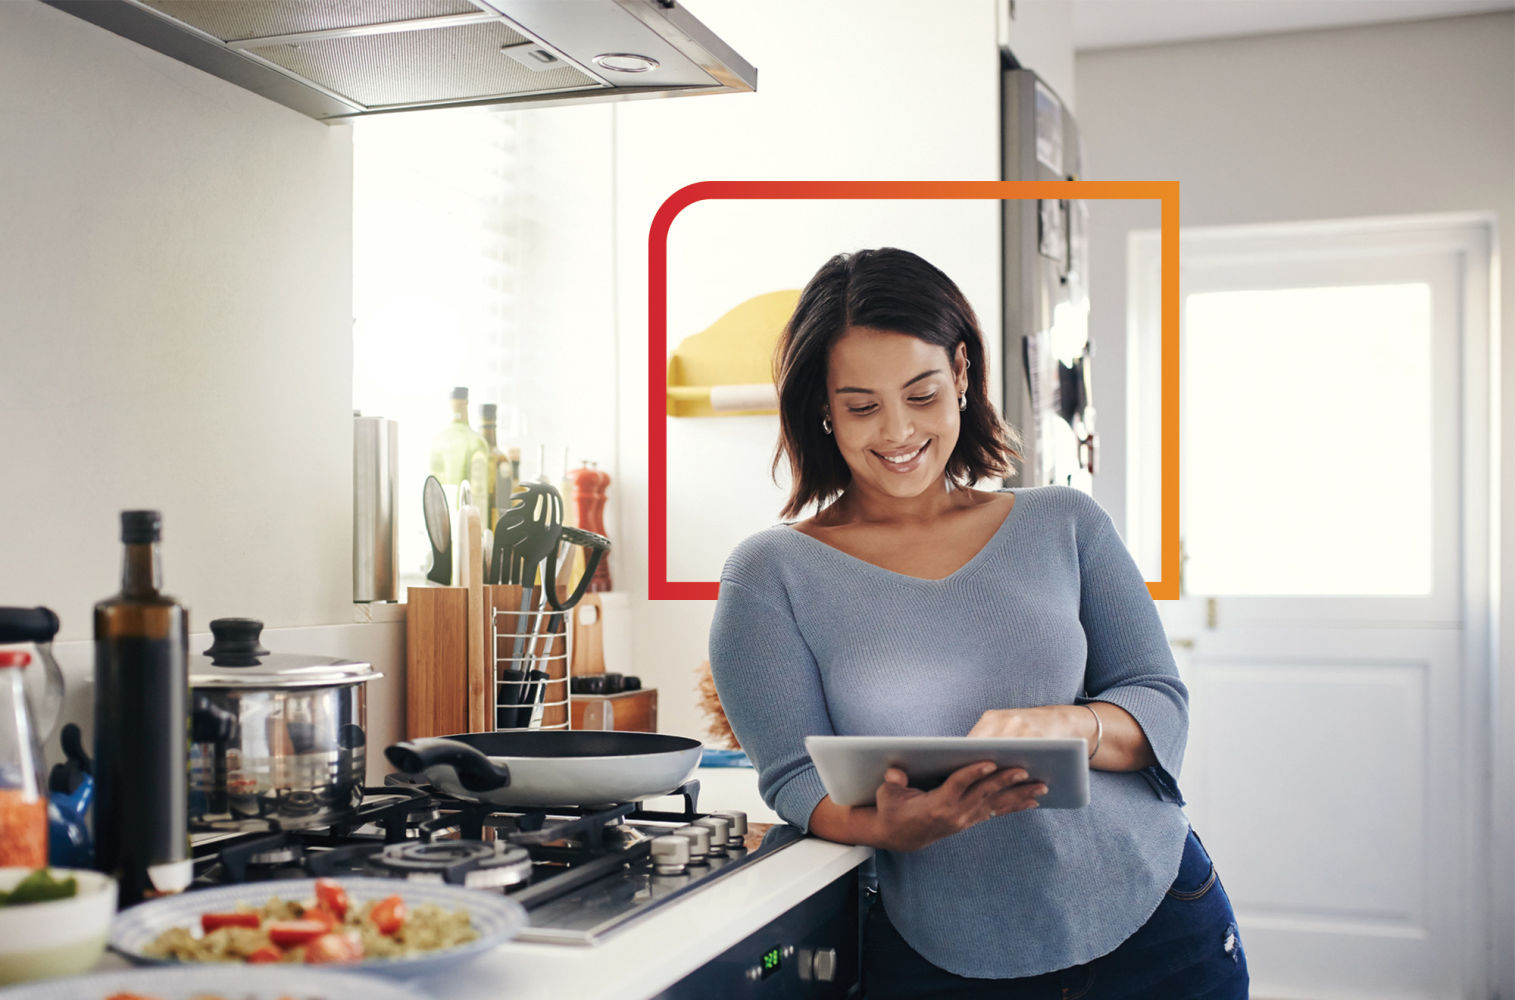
<box><xmin>861</xmin><ymin>828</ymin><xmax>1249</xmax><ymax>999</ymax></box>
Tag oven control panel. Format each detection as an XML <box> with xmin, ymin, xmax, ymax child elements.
<box><xmin>657</xmin><ymin>870</ymin><xmax>860</xmax><ymax>998</ymax></box>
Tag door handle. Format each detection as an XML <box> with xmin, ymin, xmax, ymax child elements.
<box><xmin>1169</xmin><ymin>638</ymin><xmax>1195</xmax><ymax>650</ymax></box>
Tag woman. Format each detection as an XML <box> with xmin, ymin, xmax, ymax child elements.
<box><xmin>708</xmin><ymin>248</ymin><xmax>1247</xmax><ymax>998</ymax></box>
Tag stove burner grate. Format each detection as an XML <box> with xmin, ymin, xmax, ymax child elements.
<box><xmin>369</xmin><ymin>840</ymin><xmax>532</xmax><ymax>890</ymax></box>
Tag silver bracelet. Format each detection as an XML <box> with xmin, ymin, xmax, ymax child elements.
<box><xmin>1082</xmin><ymin>703</ymin><xmax>1103</xmax><ymax>761</ymax></box>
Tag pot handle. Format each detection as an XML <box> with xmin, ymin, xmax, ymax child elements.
<box><xmin>386</xmin><ymin>738</ymin><xmax>511</xmax><ymax>793</ymax></box>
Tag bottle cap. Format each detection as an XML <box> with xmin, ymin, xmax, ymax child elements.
<box><xmin>450</xmin><ymin>387</ymin><xmax>469</xmax><ymax>401</ymax></box>
<box><xmin>0</xmin><ymin>651</ymin><xmax>30</xmax><ymax>669</ymax></box>
<box><xmin>481</xmin><ymin>403</ymin><xmax>497</xmax><ymax>420</ymax></box>
<box><xmin>121</xmin><ymin>510</ymin><xmax>162</xmax><ymax>544</ymax></box>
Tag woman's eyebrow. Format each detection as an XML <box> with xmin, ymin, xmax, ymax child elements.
<box><xmin>834</xmin><ymin>369</ymin><xmax>941</xmax><ymax>394</ymax></box>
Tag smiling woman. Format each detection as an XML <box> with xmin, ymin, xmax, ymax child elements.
<box><xmin>709</xmin><ymin>247</ymin><xmax>1249</xmax><ymax>999</ymax></box>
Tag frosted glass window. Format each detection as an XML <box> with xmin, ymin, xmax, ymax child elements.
<box><xmin>1184</xmin><ymin>283</ymin><xmax>1432</xmax><ymax>596</ymax></box>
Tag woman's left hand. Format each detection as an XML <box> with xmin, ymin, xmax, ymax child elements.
<box><xmin>967</xmin><ymin>703</ymin><xmax>1158</xmax><ymax>771</ymax></box>
<box><xmin>967</xmin><ymin>705</ymin><xmax>1088</xmax><ymax>741</ymax></box>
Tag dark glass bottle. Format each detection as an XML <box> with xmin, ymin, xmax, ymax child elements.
<box><xmin>93</xmin><ymin>510</ymin><xmax>190</xmax><ymax>906</ymax></box>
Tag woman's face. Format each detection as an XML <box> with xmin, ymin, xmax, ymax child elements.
<box><xmin>824</xmin><ymin>325</ymin><xmax>969</xmax><ymax>501</ymax></box>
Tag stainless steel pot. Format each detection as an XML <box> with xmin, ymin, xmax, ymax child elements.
<box><xmin>189</xmin><ymin>618</ymin><xmax>381</xmax><ymax>830</ymax></box>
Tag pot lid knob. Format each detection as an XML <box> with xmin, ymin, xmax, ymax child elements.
<box><xmin>203</xmin><ymin>618</ymin><xmax>270</xmax><ymax>666</ymax></box>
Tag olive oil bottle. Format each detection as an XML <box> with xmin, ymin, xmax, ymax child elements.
<box><xmin>93</xmin><ymin>510</ymin><xmax>191</xmax><ymax>906</ymax></box>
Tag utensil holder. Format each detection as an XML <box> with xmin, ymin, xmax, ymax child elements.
<box><xmin>488</xmin><ymin>584</ymin><xmax>572</xmax><ymax>731</ymax></box>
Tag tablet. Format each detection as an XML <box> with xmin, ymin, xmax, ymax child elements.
<box><xmin>805</xmin><ymin>735</ymin><xmax>1090</xmax><ymax>809</ymax></box>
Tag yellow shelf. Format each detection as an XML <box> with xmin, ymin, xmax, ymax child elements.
<box><xmin>666</xmin><ymin>289</ymin><xmax>800</xmax><ymax>417</ymax></box>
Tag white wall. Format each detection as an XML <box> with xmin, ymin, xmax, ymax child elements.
<box><xmin>0</xmin><ymin>3</ymin><xmax>402</xmax><ymax>766</ymax></box>
<box><xmin>606</xmin><ymin>0</ymin><xmax>1007</xmax><ymax>742</ymax></box>
<box><xmin>0</xmin><ymin>1</ymin><xmax>355</xmax><ymax>639</ymax></box>
<box><xmin>1075</xmin><ymin>11</ymin><xmax>1515</xmax><ymax>993</ymax></box>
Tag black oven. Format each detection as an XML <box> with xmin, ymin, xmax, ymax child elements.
<box><xmin>656</xmin><ymin>869</ymin><xmax>861</xmax><ymax>998</ymax></box>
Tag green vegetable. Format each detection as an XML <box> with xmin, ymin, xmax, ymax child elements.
<box><xmin>0</xmin><ymin>868</ymin><xmax>78</xmax><ymax>906</ymax></box>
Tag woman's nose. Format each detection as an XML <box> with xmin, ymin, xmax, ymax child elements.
<box><xmin>881</xmin><ymin>404</ymin><xmax>915</xmax><ymax>444</ymax></box>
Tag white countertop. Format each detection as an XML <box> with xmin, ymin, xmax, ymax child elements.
<box><xmin>412</xmin><ymin>835</ymin><xmax>871</xmax><ymax>1000</ymax></box>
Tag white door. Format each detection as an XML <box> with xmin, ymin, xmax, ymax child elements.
<box><xmin>1129</xmin><ymin>217</ymin><xmax>1493</xmax><ymax>1000</ymax></box>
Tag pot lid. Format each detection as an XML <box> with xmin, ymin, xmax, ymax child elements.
<box><xmin>191</xmin><ymin>618</ymin><xmax>378</xmax><ymax>688</ymax></box>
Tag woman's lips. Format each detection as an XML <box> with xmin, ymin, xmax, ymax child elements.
<box><xmin>874</xmin><ymin>440</ymin><xmax>929</xmax><ymax>473</ymax></box>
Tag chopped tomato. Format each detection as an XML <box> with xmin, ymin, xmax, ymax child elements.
<box><xmin>305</xmin><ymin>904</ymin><xmax>340</xmax><ymax>930</ymax></box>
<box><xmin>200</xmin><ymin>911</ymin><xmax>261</xmax><ymax>933</ymax></box>
<box><xmin>246</xmin><ymin>944</ymin><xmax>285</xmax><ymax>964</ymax></box>
<box><xmin>105</xmin><ymin>994</ymin><xmax>162</xmax><ymax>1000</ymax></box>
<box><xmin>267</xmin><ymin>918</ymin><xmax>333</xmax><ymax>947</ymax></box>
<box><xmin>314</xmin><ymin>878</ymin><xmax>350</xmax><ymax>920</ymax></box>
<box><xmin>305</xmin><ymin>930</ymin><xmax>364</xmax><ymax>964</ymax></box>
<box><xmin>368</xmin><ymin>894</ymin><xmax>407</xmax><ymax>936</ymax></box>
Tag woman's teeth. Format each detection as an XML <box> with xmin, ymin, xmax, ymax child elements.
<box><xmin>879</xmin><ymin>443</ymin><xmax>926</xmax><ymax>465</ymax></box>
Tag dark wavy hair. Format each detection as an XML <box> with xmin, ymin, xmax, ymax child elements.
<box><xmin>772</xmin><ymin>247</ymin><xmax>1020</xmax><ymax>519</ymax></box>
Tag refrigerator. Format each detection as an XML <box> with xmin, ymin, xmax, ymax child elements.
<box><xmin>1001</xmin><ymin>64</ymin><xmax>1095</xmax><ymax>492</ymax></box>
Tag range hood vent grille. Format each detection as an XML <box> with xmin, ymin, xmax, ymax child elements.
<box><xmin>247</xmin><ymin>22</ymin><xmax>600</xmax><ymax>108</ymax></box>
<box><xmin>138</xmin><ymin>0</ymin><xmax>481</xmax><ymax>43</ymax></box>
<box><xmin>43</xmin><ymin>0</ymin><xmax>756</xmax><ymax>122</ymax></box>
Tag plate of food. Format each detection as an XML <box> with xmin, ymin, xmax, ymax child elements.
<box><xmin>0</xmin><ymin>964</ymin><xmax>434</xmax><ymax>1000</ymax></box>
<box><xmin>107</xmin><ymin>877</ymin><xmax>526</xmax><ymax>978</ymax></box>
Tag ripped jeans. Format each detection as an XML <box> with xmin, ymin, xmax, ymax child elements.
<box><xmin>861</xmin><ymin>828</ymin><xmax>1249</xmax><ymax>999</ymax></box>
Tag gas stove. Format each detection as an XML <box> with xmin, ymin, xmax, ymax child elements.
<box><xmin>187</xmin><ymin>778</ymin><xmax>799</xmax><ymax>946</ymax></box>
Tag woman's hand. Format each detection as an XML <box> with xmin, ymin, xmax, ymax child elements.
<box><xmin>869</xmin><ymin>761</ymin><xmax>1045</xmax><ymax>853</ymax></box>
<box><xmin>967</xmin><ymin>705</ymin><xmax>1087</xmax><ymax>740</ymax></box>
<box><xmin>967</xmin><ymin>702</ymin><xmax>1158</xmax><ymax>771</ymax></box>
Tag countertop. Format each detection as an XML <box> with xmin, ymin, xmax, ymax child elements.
<box><xmin>87</xmin><ymin>835</ymin><xmax>872</xmax><ymax>1000</ymax></box>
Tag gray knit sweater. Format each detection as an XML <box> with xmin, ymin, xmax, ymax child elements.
<box><xmin>708</xmin><ymin>485</ymin><xmax>1190</xmax><ymax>979</ymax></box>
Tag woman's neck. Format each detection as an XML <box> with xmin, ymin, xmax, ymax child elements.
<box><xmin>827</xmin><ymin>478</ymin><xmax>974</xmax><ymax>527</ymax></box>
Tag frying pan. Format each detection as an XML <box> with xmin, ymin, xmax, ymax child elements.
<box><xmin>385</xmin><ymin>730</ymin><xmax>702</xmax><ymax>807</ymax></box>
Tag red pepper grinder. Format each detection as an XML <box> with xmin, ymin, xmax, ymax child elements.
<box><xmin>569</xmin><ymin>461</ymin><xmax>614</xmax><ymax>592</ymax></box>
<box><xmin>589</xmin><ymin>465</ymin><xmax>612</xmax><ymax>591</ymax></box>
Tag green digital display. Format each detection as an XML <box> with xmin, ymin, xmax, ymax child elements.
<box><xmin>761</xmin><ymin>946</ymin><xmax>782</xmax><ymax>978</ymax></box>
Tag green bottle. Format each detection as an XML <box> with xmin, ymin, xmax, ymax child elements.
<box><xmin>429</xmin><ymin>387</ymin><xmax>490</xmax><ymax>514</ymax></box>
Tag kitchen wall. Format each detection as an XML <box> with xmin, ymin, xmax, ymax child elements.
<box><xmin>0</xmin><ymin>0</ymin><xmax>355</xmax><ymax>638</ymax></box>
<box><xmin>1074</xmin><ymin>11</ymin><xmax>1515</xmax><ymax>992</ymax></box>
<box><xmin>0</xmin><ymin>0</ymin><xmax>373</xmax><ymax>762</ymax></box>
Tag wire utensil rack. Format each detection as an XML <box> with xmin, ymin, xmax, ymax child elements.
<box><xmin>491</xmin><ymin>589</ymin><xmax>572</xmax><ymax>731</ymax></box>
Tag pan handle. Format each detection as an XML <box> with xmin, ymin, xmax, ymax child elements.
<box><xmin>385</xmin><ymin>738</ymin><xmax>512</xmax><ymax>793</ymax></box>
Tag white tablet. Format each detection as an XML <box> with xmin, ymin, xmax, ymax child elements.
<box><xmin>805</xmin><ymin>735</ymin><xmax>1090</xmax><ymax>809</ymax></box>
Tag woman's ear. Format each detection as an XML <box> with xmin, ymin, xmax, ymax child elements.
<box><xmin>954</xmin><ymin>342</ymin><xmax>970</xmax><ymax>391</ymax></box>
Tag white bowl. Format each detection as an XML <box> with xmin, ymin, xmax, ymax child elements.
<box><xmin>0</xmin><ymin>868</ymin><xmax>118</xmax><ymax>985</ymax></box>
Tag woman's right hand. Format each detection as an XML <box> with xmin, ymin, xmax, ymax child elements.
<box><xmin>871</xmin><ymin>761</ymin><xmax>1046</xmax><ymax>852</ymax></box>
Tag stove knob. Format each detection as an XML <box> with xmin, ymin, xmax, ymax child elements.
<box><xmin>650</xmin><ymin>835</ymin><xmax>691</xmax><ymax>875</ymax></box>
<box><xmin>693</xmin><ymin>816</ymin><xmax>730</xmax><ymax>856</ymax></box>
<box><xmin>713</xmin><ymin>810</ymin><xmax>748</xmax><ymax>848</ymax></box>
<box><xmin>811</xmin><ymin>947</ymin><xmax>838</xmax><ymax>982</ymax></box>
<box><xmin>673</xmin><ymin>824</ymin><xmax>710</xmax><ymax>864</ymax></box>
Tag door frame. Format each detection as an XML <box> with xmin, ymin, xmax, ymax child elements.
<box><xmin>1126</xmin><ymin>213</ymin><xmax>1497</xmax><ymax>998</ymax></box>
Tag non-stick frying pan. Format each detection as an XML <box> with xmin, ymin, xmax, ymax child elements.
<box><xmin>384</xmin><ymin>730</ymin><xmax>702</xmax><ymax>807</ymax></box>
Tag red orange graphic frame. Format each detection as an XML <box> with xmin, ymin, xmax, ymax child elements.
<box><xmin>648</xmin><ymin>180</ymin><xmax>1180</xmax><ymax>601</ymax></box>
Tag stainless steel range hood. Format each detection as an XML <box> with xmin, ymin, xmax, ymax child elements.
<box><xmin>41</xmin><ymin>0</ymin><xmax>756</xmax><ymax>122</ymax></box>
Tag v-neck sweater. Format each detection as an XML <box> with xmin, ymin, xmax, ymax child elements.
<box><xmin>708</xmin><ymin>485</ymin><xmax>1190</xmax><ymax>979</ymax></box>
